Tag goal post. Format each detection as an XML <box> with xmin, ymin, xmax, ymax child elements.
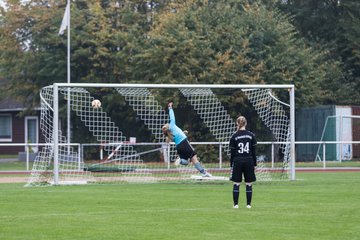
<box><xmin>26</xmin><ymin>83</ymin><xmax>295</xmax><ymax>186</ymax></box>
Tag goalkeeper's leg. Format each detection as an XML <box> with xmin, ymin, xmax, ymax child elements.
<box><xmin>174</xmin><ymin>157</ymin><xmax>189</xmax><ymax>166</ymax></box>
<box><xmin>180</xmin><ymin>159</ymin><xmax>189</xmax><ymax>165</ymax></box>
<box><xmin>192</xmin><ymin>156</ymin><xmax>212</xmax><ymax>177</ymax></box>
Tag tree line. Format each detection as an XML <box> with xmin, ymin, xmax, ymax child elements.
<box><xmin>0</xmin><ymin>0</ymin><xmax>359</xmax><ymax>146</ymax></box>
<box><xmin>1</xmin><ymin>0</ymin><xmax>359</xmax><ymax>107</ymax></box>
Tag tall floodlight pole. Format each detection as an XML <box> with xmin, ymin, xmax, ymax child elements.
<box><xmin>56</xmin><ymin>0</ymin><xmax>71</xmax><ymax>184</ymax></box>
<box><xmin>66</xmin><ymin>0</ymin><xmax>71</xmax><ymax>152</ymax></box>
<box><xmin>58</xmin><ymin>0</ymin><xmax>71</xmax><ymax>162</ymax></box>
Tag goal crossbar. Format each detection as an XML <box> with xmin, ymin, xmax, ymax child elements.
<box><xmin>53</xmin><ymin>83</ymin><xmax>295</xmax><ymax>89</ymax></box>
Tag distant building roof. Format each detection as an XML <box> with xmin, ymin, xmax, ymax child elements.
<box><xmin>0</xmin><ymin>97</ymin><xmax>40</xmax><ymax>112</ymax></box>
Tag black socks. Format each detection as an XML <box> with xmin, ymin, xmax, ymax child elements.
<box><xmin>233</xmin><ymin>184</ymin><xmax>240</xmax><ymax>206</ymax></box>
<box><xmin>246</xmin><ymin>185</ymin><xmax>252</xmax><ymax>206</ymax></box>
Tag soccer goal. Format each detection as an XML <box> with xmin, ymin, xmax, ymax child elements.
<box><xmin>26</xmin><ymin>83</ymin><xmax>295</xmax><ymax>186</ymax></box>
<box><xmin>315</xmin><ymin>115</ymin><xmax>360</xmax><ymax>162</ymax></box>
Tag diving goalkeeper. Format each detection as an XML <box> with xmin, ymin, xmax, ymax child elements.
<box><xmin>162</xmin><ymin>102</ymin><xmax>212</xmax><ymax>177</ymax></box>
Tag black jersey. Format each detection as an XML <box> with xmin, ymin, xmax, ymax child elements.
<box><xmin>229</xmin><ymin>129</ymin><xmax>257</xmax><ymax>166</ymax></box>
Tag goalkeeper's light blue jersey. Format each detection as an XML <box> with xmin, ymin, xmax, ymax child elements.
<box><xmin>169</xmin><ymin>108</ymin><xmax>187</xmax><ymax>145</ymax></box>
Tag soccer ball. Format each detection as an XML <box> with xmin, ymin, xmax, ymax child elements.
<box><xmin>91</xmin><ymin>99</ymin><xmax>101</xmax><ymax>109</ymax></box>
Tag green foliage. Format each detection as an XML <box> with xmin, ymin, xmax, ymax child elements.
<box><xmin>0</xmin><ymin>0</ymin><xmax>358</xmax><ymax>144</ymax></box>
<box><xmin>276</xmin><ymin>0</ymin><xmax>360</xmax><ymax>104</ymax></box>
<box><xmin>0</xmin><ymin>0</ymin><xmax>356</xmax><ymax>107</ymax></box>
<box><xmin>133</xmin><ymin>0</ymin><xmax>340</xmax><ymax>107</ymax></box>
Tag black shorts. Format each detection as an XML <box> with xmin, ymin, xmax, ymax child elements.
<box><xmin>176</xmin><ymin>139</ymin><xmax>197</xmax><ymax>160</ymax></box>
<box><xmin>230</xmin><ymin>160</ymin><xmax>256</xmax><ymax>183</ymax></box>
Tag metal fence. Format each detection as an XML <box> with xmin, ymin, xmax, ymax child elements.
<box><xmin>1</xmin><ymin>141</ymin><xmax>360</xmax><ymax>172</ymax></box>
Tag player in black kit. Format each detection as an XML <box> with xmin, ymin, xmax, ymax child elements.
<box><xmin>229</xmin><ymin>116</ymin><xmax>257</xmax><ymax>209</ymax></box>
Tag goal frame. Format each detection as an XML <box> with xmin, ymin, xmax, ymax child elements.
<box><xmin>50</xmin><ymin>83</ymin><xmax>296</xmax><ymax>185</ymax></box>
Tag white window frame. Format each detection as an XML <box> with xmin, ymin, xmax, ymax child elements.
<box><xmin>25</xmin><ymin>116</ymin><xmax>39</xmax><ymax>153</ymax></box>
<box><xmin>0</xmin><ymin>114</ymin><xmax>12</xmax><ymax>142</ymax></box>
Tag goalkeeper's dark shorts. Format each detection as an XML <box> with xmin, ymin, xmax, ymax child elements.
<box><xmin>230</xmin><ymin>159</ymin><xmax>256</xmax><ymax>183</ymax></box>
<box><xmin>176</xmin><ymin>139</ymin><xmax>197</xmax><ymax>160</ymax></box>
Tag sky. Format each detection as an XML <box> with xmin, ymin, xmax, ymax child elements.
<box><xmin>0</xmin><ymin>1</ymin><xmax>6</xmax><ymax>9</ymax></box>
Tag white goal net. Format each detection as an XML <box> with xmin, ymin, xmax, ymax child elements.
<box><xmin>26</xmin><ymin>84</ymin><xmax>295</xmax><ymax>186</ymax></box>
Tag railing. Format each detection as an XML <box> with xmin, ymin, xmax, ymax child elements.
<box><xmin>0</xmin><ymin>143</ymin><xmax>81</xmax><ymax>171</ymax></box>
<box><xmin>1</xmin><ymin>141</ymin><xmax>360</xmax><ymax>171</ymax></box>
<box><xmin>295</xmin><ymin>141</ymin><xmax>360</xmax><ymax>168</ymax></box>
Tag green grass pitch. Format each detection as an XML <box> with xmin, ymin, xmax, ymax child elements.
<box><xmin>0</xmin><ymin>172</ymin><xmax>359</xmax><ymax>240</ymax></box>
